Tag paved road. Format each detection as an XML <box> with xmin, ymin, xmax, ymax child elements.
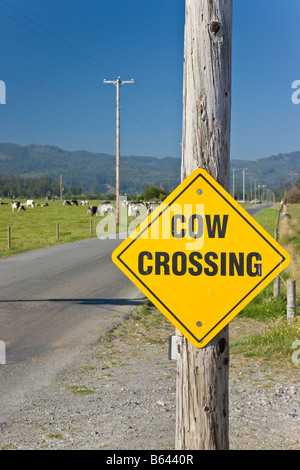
<box><xmin>244</xmin><ymin>203</ymin><xmax>273</xmax><ymax>217</ymax></box>
<box><xmin>0</xmin><ymin>236</ymin><xmax>143</xmax><ymax>421</ymax></box>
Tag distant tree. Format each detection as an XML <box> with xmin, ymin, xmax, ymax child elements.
<box><xmin>139</xmin><ymin>186</ymin><xmax>168</xmax><ymax>201</ymax></box>
<box><xmin>286</xmin><ymin>184</ymin><xmax>300</xmax><ymax>203</ymax></box>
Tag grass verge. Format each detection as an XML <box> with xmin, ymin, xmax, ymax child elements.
<box><xmin>230</xmin><ymin>203</ymin><xmax>300</xmax><ymax>366</ymax></box>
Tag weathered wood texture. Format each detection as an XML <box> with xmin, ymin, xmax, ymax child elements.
<box><xmin>287</xmin><ymin>279</ymin><xmax>296</xmax><ymax>323</ymax></box>
<box><xmin>176</xmin><ymin>0</ymin><xmax>232</xmax><ymax>450</ymax></box>
<box><xmin>181</xmin><ymin>0</ymin><xmax>232</xmax><ymax>191</ymax></box>
<box><xmin>176</xmin><ymin>330</ymin><xmax>229</xmax><ymax>449</ymax></box>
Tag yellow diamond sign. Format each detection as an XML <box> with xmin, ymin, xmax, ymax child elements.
<box><xmin>112</xmin><ymin>169</ymin><xmax>290</xmax><ymax>348</ymax></box>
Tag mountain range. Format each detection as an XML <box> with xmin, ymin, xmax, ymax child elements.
<box><xmin>0</xmin><ymin>143</ymin><xmax>299</xmax><ymax>195</ymax></box>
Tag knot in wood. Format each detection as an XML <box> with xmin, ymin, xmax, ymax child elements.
<box><xmin>216</xmin><ymin>337</ymin><xmax>226</xmax><ymax>355</ymax></box>
<box><xmin>210</xmin><ymin>21</ymin><xmax>221</xmax><ymax>34</ymax></box>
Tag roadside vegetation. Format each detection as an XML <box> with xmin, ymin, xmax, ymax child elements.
<box><xmin>227</xmin><ymin>203</ymin><xmax>300</xmax><ymax>366</ymax></box>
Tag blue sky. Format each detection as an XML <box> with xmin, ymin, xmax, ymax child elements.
<box><xmin>0</xmin><ymin>0</ymin><xmax>299</xmax><ymax>161</ymax></box>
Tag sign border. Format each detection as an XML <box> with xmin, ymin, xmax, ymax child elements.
<box><xmin>115</xmin><ymin>170</ymin><xmax>289</xmax><ymax>345</ymax></box>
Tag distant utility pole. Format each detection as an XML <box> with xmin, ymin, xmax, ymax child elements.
<box><xmin>231</xmin><ymin>168</ymin><xmax>242</xmax><ymax>199</ymax></box>
<box><xmin>242</xmin><ymin>168</ymin><xmax>248</xmax><ymax>202</ymax></box>
<box><xmin>60</xmin><ymin>174</ymin><xmax>63</xmax><ymax>200</ymax></box>
<box><xmin>103</xmin><ymin>76</ymin><xmax>134</xmax><ymax>226</ymax></box>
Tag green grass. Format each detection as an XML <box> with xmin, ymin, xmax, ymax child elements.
<box><xmin>61</xmin><ymin>385</ymin><xmax>95</xmax><ymax>395</ymax></box>
<box><xmin>0</xmin><ymin>198</ymin><xmax>106</xmax><ymax>256</ymax></box>
<box><xmin>252</xmin><ymin>205</ymin><xmax>279</xmax><ymax>237</ymax></box>
<box><xmin>239</xmin><ymin>205</ymin><xmax>286</xmax><ymax>321</ymax></box>
<box><xmin>0</xmin><ymin>198</ymin><xmax>144</xmax><ymax>256</ymax></box>
<box><xmin>238</xmin><ymin>283</ymin><xmax>287</xmax><ymax>321</ymax></box>
<box><xmin>231</xmin><ymin>317</ymin><xmax>300</xmax><ymax>362</ymax></box>
<box><xmin>231</xmin><ymin>204</ymin><xmax>300</xmax><ymax>364</ymax></box>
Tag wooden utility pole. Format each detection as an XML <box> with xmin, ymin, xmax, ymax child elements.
<box><xmin>176</xmin><ymin>0</ymin><xmax>232</xmax><ymax>450</ymax></box>
<box><xmin>60</xmin><ymin>174</ymin><xmax>63</xmax><ymax>200</ymax></box>
<box><xmin>103</xmin><ymin>77</ymin><xmax>134</xmax><ymax>226</ymax></box>
<box><xmin>242</xmin><ymin>168</ymin><xmax>248</xmax><ymax>202</ymax></box>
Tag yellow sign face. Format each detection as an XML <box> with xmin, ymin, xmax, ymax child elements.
<box><xmin>112</xmin><ymin>169</ymin><xmax>290</xmax><ymax>348</ymax></box>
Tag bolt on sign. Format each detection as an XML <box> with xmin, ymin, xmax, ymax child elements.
<box><xmin>112</xmin><ymin>169</ymin><xmax>290</xmax><ymax>348</ymax></box>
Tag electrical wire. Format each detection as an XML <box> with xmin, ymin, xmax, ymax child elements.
<box><xmin>0</xmin><ymin>74</ymin><xmax>114</xmax><ymax>106</ymax></box>
<box><xmin>0</xmin><ymin>0</ymin><xmax>181</xmax><ymax>156</ymax></box>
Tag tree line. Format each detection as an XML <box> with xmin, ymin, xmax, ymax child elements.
<box><xmin>0</xmin><ymin>174</ymin><xmax>75</xmax><ymax>199</ymax></box>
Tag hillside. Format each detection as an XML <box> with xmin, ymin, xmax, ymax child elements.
<box><xmin>231</xmin><ymin>151</ymin><xmax>300</xmax><ymax>191</ymax></box>
<box><xmin>0</xmin><ymin>143</ymin><xmax>180</xmax><ymax>195</ymax></box>
<box><xmin>0</xmin><ymin>143</ymin><xmax>299</xmax><ymax>195</ymax></box>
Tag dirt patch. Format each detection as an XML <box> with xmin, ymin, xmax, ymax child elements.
<box><xmin>229</xmin><ymin>316</ymin><xmax>265</xmax><ymax>341</ymax></box>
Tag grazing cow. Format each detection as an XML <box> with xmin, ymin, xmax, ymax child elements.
<box><xmin>11</xmin><ymin>201</ymin><xmax>20</xmax><ymax>211</ymax></box>
<box><xmin>63</xmin><ymin>200</ymin><xmax>71</xmax><ymax>206</ymax></box>
<box><xmin>80</xmin><ymin>200</ymin><xmax>89</xmax><ymax>206</ymax></box>
<box><xmin>87</xmin><ymin>206</ymin><xmax>99</xmax><ymax>216</ymax></box>
<box><xmin>100</xmin><ymin>203</ymin><xmax>115</xmax><ymax>216</ymax></box>
<box><xmin>41</xmin><ymin>203</ymin><xmax>48</xmax><ymax>207</ymax></box>
<box><xmin>128</xmin><ymin>203</ymin><xmax>140</xmax><ymax>217</ymax></box>
<box><xmin>128</xmin><ymin>201</ymin><xmax>146</xmax><ymax>217</ymax></box>
<box><xmin>25</xmin><ymin>199</ymin><xmax>34</xmax><ymax>208</ymax></box>
<box><xmin>146</xmin><ymin>202</ymin><xmax>159</xmax><ymax>215</ymax></box>
<box><xmin>12</xmin><ymin>201</ymin><xmax>25</xmax><ymax>212</ymax></box>
<box><xmin>71</xmin><ymin>200</ymin><xmax>78</xmax><ymax>206</ymax></box>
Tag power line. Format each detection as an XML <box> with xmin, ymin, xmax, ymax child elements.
<box><xmin>0</xmin><ymin>0</ymin><xmax>119</xmax><ymax>76</ymax></box>
<box><xmin>0</xmin><ymin>1</ymin><xmax>181</xmax><ymax>158</ymax></box>
<box><xmin>1</xmin><ymin>75</ymin><xmax>114</xmax><ymax>106</ymax></box>
<box><xmin>0</xmin><ymin>26</ymin><xmax>100</xmax><ymax>79</ymax></box>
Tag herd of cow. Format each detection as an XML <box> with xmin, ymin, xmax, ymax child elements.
<box><xmin>7</xmin><ymin>198</ymin><xmax>160</xmax><ymax>217</ymax></box>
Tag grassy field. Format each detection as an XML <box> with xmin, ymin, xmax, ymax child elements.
<box><xmin>0</xmin><ymin>198</ymin><xmax>105</xmax><ymax>256</ymax></box>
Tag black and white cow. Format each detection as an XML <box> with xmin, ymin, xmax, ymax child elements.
<box><xmin>11</xmin><ymin>201</ymin><xmax>25</xmax><ymax>212</ymax></box>
<box><xmin>87</xmin><ymin>206</ymin><xmax>98</xmax><ymax>216</ymax></box>
<box><xmin>24</xmin><ymin>199</ymin><xmax>34</xmax><ymax>208</ymax></box>
<box><xmin>100</xmin><ymin>202</ymin><xmax>115</xmax><ymax>216</ymax></box>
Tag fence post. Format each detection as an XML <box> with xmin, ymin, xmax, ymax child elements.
<box><xmin>287</xmin><ymin>279</ymin><xmax>296</xmax><ymax>323</ymax></box>
<box><xmin>273</xmin><ymin>275</ymin><xmax>280</xmax><ymax>298</ymax></box>
<box><xmin>273</xmin><ymin>204</ymin><xmax>283</xmax><ymax>298</ymax></box>
<box><xmin>7</xmin><ymin>225</ymin><xmax>11</xmax><ymax>249</ymax></box>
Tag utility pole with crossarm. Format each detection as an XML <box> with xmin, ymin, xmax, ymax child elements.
<box><xmin>103</xmin><ymin>77</ymin><xmax>134</xmax><ymax>226</ymax></box>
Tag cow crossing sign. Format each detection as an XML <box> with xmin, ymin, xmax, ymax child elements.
<box><xmin>112</xmin><ymin>169</ymin><xmax>290</xmax><ymax>348</ymax></box>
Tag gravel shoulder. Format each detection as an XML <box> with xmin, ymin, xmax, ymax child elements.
<box><xmin>0</xmin><ymin>308</ymin><xmax>299</xmax><ymax>450</ymax></box>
